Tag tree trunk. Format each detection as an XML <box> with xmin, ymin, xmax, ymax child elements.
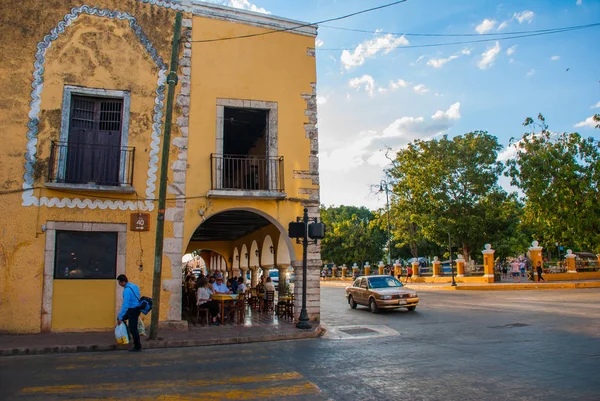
<box><xmin>462</xmin><ymin>243</ymin><xmax>471</xmax><ymax>263</ymax></box>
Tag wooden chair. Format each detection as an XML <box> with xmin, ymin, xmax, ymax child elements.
<box><xmin>263</xmin><ymin>291</ymin><xmax>275</xmax><ymax>313</ymax></box>
<box><xmin>248</xmin><ymin>288</ymin><xmax>259</xmax><ymax>309</ymax></box>
<box><xmin>196</xmin><ymin>306</ymin><xmax>210</xmax><ymax>326</ymax></box>
<box><xmin>285</xmin><ymin>297</ymin><xmax>295</xmax><ymax>320</ymax></box>
<box><xmin>228</xmin><ymin>292</ymin><xmax>246</xmax><ymax>324</ymax></box>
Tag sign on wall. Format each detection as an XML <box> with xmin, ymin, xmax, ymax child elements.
<box><xmin>130</xmin><ymin>213</ymin><xmax>150</xmax><ymax>232</ymax></box>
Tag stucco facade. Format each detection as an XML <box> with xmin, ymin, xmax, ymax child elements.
<box><xmin>0</xmin><ymin>0</ymin><xmax>321</xmax><ymax>334</ymax></box>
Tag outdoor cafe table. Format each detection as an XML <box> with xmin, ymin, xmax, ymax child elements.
<box><xmin>211</xmin><ymin>293</ymin><xmax>238</xmax><ymax>325</ymax></box>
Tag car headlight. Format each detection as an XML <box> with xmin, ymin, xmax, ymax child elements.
<box><xmin>380</xmin><ymin>295</ymin><xmax>392</xmax><ymax>300</ymax></box>
<box><xmin>410</xmin><ymin>293</ymin><xmax>417</xmax><ymax>298</ymax></box>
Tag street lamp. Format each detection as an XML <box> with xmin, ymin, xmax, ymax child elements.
<box><xmin>379</xmin><ymin>180</ymin><xmax>392</xmax><ymax>267</ymax></box>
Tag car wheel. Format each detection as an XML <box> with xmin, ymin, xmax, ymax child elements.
<box><xmin>348</xmin><ymin>295</ymin><xmax>357</xmax><ymax>309</ymax></box>
<box><xmin>369</xmin><ymin>298</ymin><xmax>380</xmax><ymax>314</ymax></box>
<box><xmin>407</xmin><ymin>306</ymin><xmax>416</xmax><ymax>312</ymax></box>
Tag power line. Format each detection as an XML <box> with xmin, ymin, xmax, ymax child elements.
<box><xmin>317</xmin><ymin>23</ymin><xmax>600</xmax><ymax>51</ymax></box>
<box><xmin>321</xmin><ymin>22</ymin><xmax>600</xmax><ymax>37</ymax></box>
<box><xmin>190</xmin><ymin>0</ymin><xmax>408</xmax><ymax>43</ymax></box>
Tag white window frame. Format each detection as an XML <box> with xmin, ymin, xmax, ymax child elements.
<box><xmin>41</xmin><ymin>221</ymin><xmax>127</xmax><ymax>332</ymax></box>
<box><xmin>214</xmin><ymin>98</ymin><xmax>280</xmax><ymax>193</ymax></box>
<box><xmin>56</xmin><ymin>86</ymin><xmax>131</xmax><ymax>187</ymax></box>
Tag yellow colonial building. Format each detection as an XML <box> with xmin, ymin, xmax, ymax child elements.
<box><xmin>0</xmin><ymin>0</ymin><xmax>322</xmax><ymax>334</ymax></box>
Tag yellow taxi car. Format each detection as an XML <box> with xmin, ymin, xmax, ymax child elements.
<box><xmin>345</xmin><ymin>275</ymin><xmax>419</xmax><ymax>313</ymax></box>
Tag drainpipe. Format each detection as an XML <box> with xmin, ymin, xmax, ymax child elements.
<box><xmin>149</xmin><ymin>12</ymin><xmax>183</xmax><ymax>341</ymax></box>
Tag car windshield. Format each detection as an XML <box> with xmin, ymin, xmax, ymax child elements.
<box><xmin>368</xmin><ymin>276</ymin><xmax>403</xmax><ymax>289</ymax></box>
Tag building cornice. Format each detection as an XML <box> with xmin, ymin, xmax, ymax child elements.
<box><xmin>171</xmin><ymin>0</ymin><xmax>318</xmax><ymax>37</ymax></box>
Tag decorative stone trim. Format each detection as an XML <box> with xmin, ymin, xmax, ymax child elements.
<box><xmin>21</xmin><ymin>5</ymin><xmax>168</xmax><ymax>211</ymax></box>
<box><xmin>41</xmin><ymin>221</ymin><xmax>127</xmax><ymax>332</ymax></box>
<box><xmin>162</xmin><ymin>18</ymin><xmax>192</xmax><ymax>321</ymax></box>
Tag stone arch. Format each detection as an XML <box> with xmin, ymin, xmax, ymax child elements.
<box><xmin>249</xmin><ymin>240</ymin><xmax>260</xmax><ymax>268</ymax></box>
<box><xmin>232</xmin><ymin>247</ymin><xmax>240</xmax><ymax>269</ymax></box>
<box><xmin>261</xmin><ymin>235</ymin><xmax>275</xmax><ymax>268</ymax></box>
<box><xmin>240</xmin><ymin>244</ymin><xmax>249</xmax><ymax>269</ymax></box>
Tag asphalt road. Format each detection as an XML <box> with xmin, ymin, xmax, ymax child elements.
<box><xmin>1</xmin><ymin>287</ymin><xmax>599</xmax><ymax>401</ymax></box>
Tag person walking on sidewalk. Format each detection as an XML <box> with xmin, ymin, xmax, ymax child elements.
<box><xmin>510</xmin><ymin>260</ymin><xmax>521</xmax><ymax>283</ymax></box>
<box><xmin>536</xmin><ymin>261</ymin><xmax>545</xmax><ymax>282</ymax></box>
<box><xmin>117</xmin><ymin>274</ymin><xmax>142</xmax><ymax>352</ymax></box>
<box><xmin>405</xmin><ymin>265</ymin><xmax>413</xmax><ymax>283</ymax></box>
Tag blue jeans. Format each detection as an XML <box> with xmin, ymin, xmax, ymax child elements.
<box><xmin>124</xmin><ymin>308</ymin><xmax>141</xmax><ymax>350</ymax></box>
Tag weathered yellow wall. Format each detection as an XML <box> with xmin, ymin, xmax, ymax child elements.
<box><xmin>183</xmin><ymin>16</ymin><xmax>318</xmax><ymax>261</ymax></box>
<box><xmin>0</xmin><ymin>0</ymin><xmax>184</xmax><ymax>333</ymax></box>
<box><xmin>52</xmin><ymin>280</ymin><xmax>116</xmax><ymax>331</ymax></box>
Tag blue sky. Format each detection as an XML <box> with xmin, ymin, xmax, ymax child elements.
<box><xmin>203</xmin><ymin>0</ymin><xmax>600</xmax><ymax>210</ymax></box>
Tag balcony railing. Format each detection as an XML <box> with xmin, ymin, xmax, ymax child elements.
<box><xmin>47</xmin><ymin>141</ymin><xmax>135</xmax><ymax>187</ymax></box>
<box><xmin>211</xmin><ymin>154</ymin><xmax>284</xmax><ymax>192</ymax></box>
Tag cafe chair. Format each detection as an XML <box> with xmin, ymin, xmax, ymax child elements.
<box><xmin>263</xmin><ymin>291</ymin><xmax>275</xmax><ymax>313</ymax></box>
<box><xmin>249</xmin><ymin>288</ymin><xmax>259</xmax><ymax>309</ymax></box>
<box><xmin>228</xmin><ymin>292</ymin><xmax>246</xmax><ymax>324</ymax></box>
<box><xmin>196</xmin><ymin>306</ymin><xmax>210</xmax><ymax>326</ymax></box>
<box><xmin>284</xmin><ymin>296</ymin><xmax>295</xmax><ymax>320</ymax></box>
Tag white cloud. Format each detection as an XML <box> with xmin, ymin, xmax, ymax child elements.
<box><xmin>577</xmin><ymin>0</ymin><xmax>582</xmax><ymax>5</ymax></box>
<box><xmin>526</xmin><ymin>68</ymin><xmax>535</xmax><ymax>77</ymax></box>
<box><xmin>513</xmin><ymin>10</ymin><xmax>535</xmax><ymax>23</ymax></box>
<box><xmin>591</xmin><ymin>101</ymin><xmax>600</xmax><ymax>109</ymax></box>
<box><xmin>475</xmin><ymin>19</ymin><xmax>498</xmax><ymax>34</ymax></box>
<box><xmin>416</xmin><ymin>55</ymin><xmax>426</xmax><ymax>63</ymax></box>
<box><xmin>461</xmin><ymin>48</ymin><xmax>472</xmax><ymax>55</ymax></box>
<box><xmin>497</xmin><ymin>144</ymin><xmax>518</xmax><ymax>162</ymax></box>
<box><xmin>348</xmin><ymin>75</ymin><xmax>376</xmax><ymax>97</ymax></box>
<box><xmin>427</xmin><ymin>55</ymin><xmax>459</xmax><ymax>68</ymax></box>
<box><xmin>341</xmin><ymin>34</ymin><xmax>409</xmax><ymax>69</ymax></box>
<box><xmin>478</xmin><ymin>41</ymin><xmax>501</xmax><ymax>70</ymax></box>
<box><xmin>507</xmin><ymin>45</ymin><xmax>517</xmax><ymax>56</ymax></box>
<box><xmin>431</xmin><ymin>102</ymin><xmax>462</xmax><ymax>121</ymax></box>
<box><xmin>390</xmin><ymin>79</ymin><xmax>409</xmax><ymax>89</ymax></box>
<box><xmin>227</xmin><ymin>0</ymin><xmax>270</xmax><ymax>14</ymax></box>
<box><xmin>575</xmin><ymin>116</ymin><xmax>598</xmax><ymax>128</ymax></box>
<box><xmin>316</xmin><ymin>95</ymin><xmax>328</xmax><ymax>105</ymax></box>
<box><xmin>497</xmin><ymin>20</ymin><xmax>510</xmax><ymax>31</ymax></box>
<box><xmin>551</xmin><ymin>55</ymin><xmax>560</xmax><ymax>61</ymax></box>
<box><xmin>413</xmin><ymin>84</ymin><xmax>430</xmax><ymax>95</ymax></box>
<box><xmin>315</xmin><ymin>39</ymin><xmax>324</xmax><ymax>48</ymax></box>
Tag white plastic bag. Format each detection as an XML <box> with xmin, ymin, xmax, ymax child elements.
<box><xmin>115</xmin><ymin>323</ymin><xmax>129</xmax><ymax>345</ymax></box>
<box><xmin>137</xmin><ymin>318</ymin><xmax>146</xmax><ymax>337</ymax></box>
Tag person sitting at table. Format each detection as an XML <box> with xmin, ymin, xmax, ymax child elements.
<box><xmin>237</xmin><ymin>277</ymin><xmax>247</xmax><ymax>294</ymax></box>
<box><xmin>264</xmin><ymin>276</ymin><xmax>275</xmax><ymax>296</ymax></box>
<box><xmin>212</xmin><ymin>274</ymin><xmax>231</xmax><ymax>294</ymax></box>
<box><xmin>229</xmin><ymin>277</ymin><xmax>239</xmax><ymax>294</ymax></box>
<box><xmin>196</xmin><ymin>277</ymin><xmax>219</xmax><ymax>325</ymax></box>
<box><xmin>208</xmin><ymin>275</ymin><xmax>216</xmax><ymax>285</ymax></box>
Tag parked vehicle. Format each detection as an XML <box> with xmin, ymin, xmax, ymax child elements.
<box><xmin>345</xmin><ymin>275</ymin><xmax>419</xmax><ymax>313</ymax></box>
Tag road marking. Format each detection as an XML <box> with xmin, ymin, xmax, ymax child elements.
<box><xmin>55</xmin><ymin>355</ymin><xmax>268</xmax><ymax>370</ymax></box>
<box><xmin>22</xmin><ymin>372</ymin><xmax>305</xmax><ymax>394</ymax></box>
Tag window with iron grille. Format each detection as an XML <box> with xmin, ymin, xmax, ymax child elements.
<box><xmin>49</xmin><ymin>86</ymin><xmax>133</xmax><ymax>189</ymax></box>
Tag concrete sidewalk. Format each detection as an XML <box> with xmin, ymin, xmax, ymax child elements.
<box><xmin>0</xmin><ymin>323</ymin><xmax>321</xmax><ymax>357</ymax></box>
<box><xmin>321</xmin><ymin>279</ymin><xmax>600</xmax><ymax>291</ymax></box>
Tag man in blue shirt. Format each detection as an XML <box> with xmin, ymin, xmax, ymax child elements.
<box><xmin>117</xmin><ymin>274</ymin><xmax>142</xmax><ymax>352</ymax></box>
<box><xmin>211</xmin><ymin>274</ymin><xmax>231</xmax><ymax>294</ymax></box>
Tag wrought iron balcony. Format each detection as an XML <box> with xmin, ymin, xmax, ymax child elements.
<box><xmin>47</xmin><ymin>141</ymin><xmax>135</xmax><ymax>187</ymax></box>
<box><xmin>211</xmin><ymin>154</ymin><xmax>284</xmax><ymax>192</ymax></box>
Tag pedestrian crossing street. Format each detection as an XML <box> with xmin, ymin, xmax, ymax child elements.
<box><xmin>7</xmin><ymin>348</ymin><xmax>327</xmax><ymax>400</ymax></box>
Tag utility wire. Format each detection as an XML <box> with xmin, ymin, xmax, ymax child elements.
<box><xmin>321</xmin><ymin>22</ymin><xmax>600</xmax><ymax>37</ymax></box>
<box><xmin>318</xmin><ymin>23</ymin><xmax>600</xmax><ymax>51</ymax></box>
<box><xmin>189</xmin><ymin>0</ymin><xmax>408</xmax><ymax>43</ymax></box>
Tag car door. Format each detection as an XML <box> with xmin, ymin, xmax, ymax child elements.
<box><xmin>356</xmin><ymin>278</ymin><xmax>368</xmax><ymax>305</ymax></box>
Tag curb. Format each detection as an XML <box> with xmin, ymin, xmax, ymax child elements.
<box><xmin>0</xmin><ymin>326</ymin><xmax>321</xmax><ymax>357</ymax></box>
<box><xmin>321</xmin><ymin>281</ymin><xmax>600</xmax><ymax>291</ymax></box>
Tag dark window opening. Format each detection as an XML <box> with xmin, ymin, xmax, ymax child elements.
<box><xmin>222</xmin><ymin>107</ymin><xmax>269</xmax><ymax>190</ymax></box>
<box><xmin>65</xmin><ymin>96</ymin><xmax>123</xmax><ymax>186</ymax></box>
<box><xmin>54</xmin><ymin>231</ymin><xmax>118</xmax><ymax>279</ymax></box>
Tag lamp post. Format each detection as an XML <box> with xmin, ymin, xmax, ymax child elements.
<box><xmin>288</xmin><ymin>208</ymin><xmax>325</xmax><ymax>330</ymax></box>
<box><xmin>379</xmin><ymin>180</ymin><xmax>392</xmax><ymax>267</ymax></box>
<box><xmin>449</xmin><ymin>232</ymin><xmax>457</xmax><ymax>286</ymax></box>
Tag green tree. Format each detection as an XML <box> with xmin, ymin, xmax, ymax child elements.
<box><xmin>320</xmin><ymin>205</ymin><xmax>386</xmax><ymax>267</ymax></box>
<box><xmin>388</xmin><ymin>131</ymin><xmax>519</xmax><ymax>260</ymax></box>
<box><xmin>506</xmin><ymin>114</ymin><xmax>600</xmax><ymax>252</ymax></box>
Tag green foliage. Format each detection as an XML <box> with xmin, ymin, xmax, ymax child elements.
<box><xmin>506</xmin><ymin>114</ymin><xmax>600</xmax><ymax>253</ymax></box>
<box><xmin>320</xmin><ymin>205</ymin><xmax>386</xmax><ymax>267</ymax></box>
<box><xmin>388</xmin><ymin>131</ymin><xmax>521</xmax><ymax>260</ymax></box>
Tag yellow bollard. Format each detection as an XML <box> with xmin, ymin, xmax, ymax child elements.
<box><xmin>482</xmin><ymin>244</ymin><xmax>496</xmax><ymax>283</ymax></box>
<box><xmin>412</xmin><ymin>260</ymin><xmax>420</xmax><ymax>277</ymax></box>
<box><xmin>432</xmin><ymin>257</ymin><xmax>441</xmax><ymax>277</ymax></box>
<box><xmin>378</xmin><ymin>261</ymin><xmax>385</xmax><ymax>275</ymax></box>
<box><xmin>456</xmin><ymin>256</ymin><xmax>465</xmax><ymax>277</ymax></box>
<box><xmin>565</xmin><ymin>250</ymin><xmax>577</xmax><ymax>273</ymax></box>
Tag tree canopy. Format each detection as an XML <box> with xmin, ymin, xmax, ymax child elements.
<box><xmin>506</xmin><ymin>114</ymin><xmax>600</xmax><ymax>253</ymax></box>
